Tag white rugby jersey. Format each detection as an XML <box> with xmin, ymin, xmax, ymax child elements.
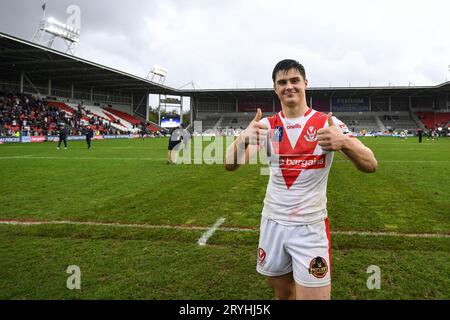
<box><xmin>259</xmin><ymin>108</ymin><xmax>353</xmax><ymax>225</ymax></box>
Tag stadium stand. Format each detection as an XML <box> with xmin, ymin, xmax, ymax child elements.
<box><xmin>219</xmin><ymin>115</ymin><xmax>253</xmax><ymax>130</ymax></box>
<box><xmin>416</xmin><ymin>112</ymin><xmax>450</xmax><ymax>129</ymax></box>
<box><xmin>1</xmin><ymin>93</ymin><xmax>70</xmax><ymax>136</ymax></box>
<box><xmin>68</xmin><ymin>103</ymin><xmax>133</xmax><ymax>132</ymax></box>
<box><xmin>379</xmin><ymin>113</ymin><xmax>418</xmax><ymax>132</ymax></box>
<box><xmin>103</xmin><ymin>106</ymin><xmax>140</xmax><ymax>125</ymax></box>
<box><xmin>1</xmin><ymin>32</ymin><xmax>450</xmax><ymax>140</ymax></box>
<box><xmin>329</xmin><ymin>113</ymin><xmax>378</xmax><ymax>132</ymax></box>
<box><xmin>102</xmin><ymin>106</ymin><xmax>162</xmax><ymax>133</ymax></box>
<box><xmin>0</xmin><ymin>92</ymin><xmax>160</xmax><ymax>137</ymax></box>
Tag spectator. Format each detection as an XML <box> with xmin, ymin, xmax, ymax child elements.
<box><xmin>57</xmin><ymin>123</ymin><xmax>68</xmax><ymax>150</ymax></box>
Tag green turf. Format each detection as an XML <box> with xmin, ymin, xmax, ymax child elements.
<box><xmin>0</xmin><ymin>136</ymin><xmax>449</xmax><ymax>299</ymax></box>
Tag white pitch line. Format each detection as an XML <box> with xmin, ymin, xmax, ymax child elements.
<box><xmin>331</xmin><ymin>230</ymin><xmax>450</xmax><ymax>238</ymax></box>
<box><xmin>0</xmin><ymin>219</ymin><xmax>251</xmax><ymax>233</ymax></box>
<box><xmin>197</xmin><ymin>217</ymin><xmax>227</xmax><ymax>246</ymax></box>
<box><xmin>0</xmin><ymin>219</ymin><xmax>449</xmax><ymax>239</ymax></box>
<box><xmin>0</xmin><ymin>155</ymin><xmax>33</xmax><ymax>159</ymax></box>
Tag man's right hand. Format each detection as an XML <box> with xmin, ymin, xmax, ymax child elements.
<box><xmin>239</xmin><ymin>108</ymin><xmax>268</xmax><ymax>146</ymax></box>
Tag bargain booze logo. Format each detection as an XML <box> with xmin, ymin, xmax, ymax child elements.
<box><xmin>304</xmin><ymin>126</ymin><xmax>318</xmax><ymax>142</ymax></box>
<box><xmin>279</xmin><ymin>154</ymin><xmax>326</xmax><ymax>170</ymax></box>
<box><xmin>258</xmin><ymin>248</ymin><xmax>266</xmax><ymax>266</ymax></box>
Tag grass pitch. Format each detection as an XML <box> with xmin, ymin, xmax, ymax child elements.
<box><xmin>0</xmin><ymin>136</ymin><xmax>449</xmax><ymax>299</ymax></box>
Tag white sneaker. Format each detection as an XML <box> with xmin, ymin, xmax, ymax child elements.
<box><xmin>64</xmin><ymin>147</ymin><xmax>67</xmax><ymax>150</ymax></box>
<box><xmin>57</xmin><ymin>147</ymin><xmax>60</xmax><ymax>150</ymax></box>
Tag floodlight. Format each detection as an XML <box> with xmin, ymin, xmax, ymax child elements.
<box><xmin>152</xmin><ymin>65</ymin><xmax>168</xmax><ymax>77</ymax></box>
<box><xmin>32</xmin><ymin>6</ymin><xmax>81</xmax><ymax>55</ymax></box>
<box><xmin>43</xmin><ymin>17</ymin><xmax>80</xmax><ymax>43</ymax></box>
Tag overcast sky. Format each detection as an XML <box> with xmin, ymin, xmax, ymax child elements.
<box><xmin>1</xmin><ymin>0</ymin><xmax>449</xmax><ymax>89</ymax></box>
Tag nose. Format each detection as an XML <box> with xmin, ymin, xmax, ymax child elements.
<box><xmin>285</xmin><ymin>81</ymin><xmax>294</xmax><ymax>91</ymax></box>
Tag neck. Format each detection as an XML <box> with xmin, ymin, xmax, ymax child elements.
<box><xmin>282</xmin><ymin>101</ymin><xmax>309</xmax><ymax>118</ymax></box>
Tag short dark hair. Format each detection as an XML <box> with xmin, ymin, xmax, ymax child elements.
<box><xmin>272</xmin><ymin>59</ymin><xmax>306</xmax><ymax>83</ymax></box>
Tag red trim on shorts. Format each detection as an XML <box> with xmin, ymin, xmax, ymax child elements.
<box><xmin>325</xmin><ymin>218</ymin><xmax>332</xmax><ymax>277</ymax></box>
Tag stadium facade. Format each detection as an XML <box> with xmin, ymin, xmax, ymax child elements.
<box><xmin>1</xmin><ymin>32</ymin><xmax>449</xmax><ymax>136</ymax></box>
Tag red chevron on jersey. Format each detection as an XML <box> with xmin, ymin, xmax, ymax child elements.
<box><xmin>270</xmin><ymin>111</ymin><xmax>328</xmax><ymax>189</ymax></box>
<box><xmin>260</xmin><ymin>108</ymin><xmax>351</xmax><ymax>223</ymax></box>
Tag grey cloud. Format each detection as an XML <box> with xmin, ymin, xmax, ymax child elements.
<box><xmin>1</xmin><ymin>0</ymin><xmax>449</xmax><ymax>89</ymax></box>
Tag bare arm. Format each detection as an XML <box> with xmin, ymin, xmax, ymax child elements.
<box><xmin>224</xmin><ymin>108</ymin><xmax>268</xmax><ymax>171</ymax></box>
<box><xmin>224</xmin><ymin>136</ymin><xmax>253</xmax><ymax>171</ymax></box>
<box><xmin>317</xmin><ymin>113</ymin><xmax>377</xmax><ymax>173</ymax></box>
<box><xmin>339</xmin><ymin>137</ymin><xmax>377</xmax><ymax>173</ymax></box>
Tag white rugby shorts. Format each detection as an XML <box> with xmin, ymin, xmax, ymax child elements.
<box><xmin>256</xmin><ymin>216</ymin><xmax>332</xmax><ymax>288</ymax></box>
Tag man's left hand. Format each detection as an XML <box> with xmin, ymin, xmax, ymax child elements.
<box><xmin>317</xmin><ymin>112</ymin><xmax>349</xmax><ymax>151</ymax></box>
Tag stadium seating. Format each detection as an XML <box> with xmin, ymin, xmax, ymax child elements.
<box><xmin>195</xmin><ymin>114</ymin><xmax>221</xmax><ymax>131</ymax></box>
<box><xmin>0</xmin><ymin>94</ymin><xmax>64</xmax><ymax>136</ymax></box>
<box><xmin>103</xmin><ymin>106</ymin><xmax>140</xmax><ymax>125</ymax></box>
<box><xmin>47</xmin><ymin>100</ymin><xmax>76</xmax><ymax>114</ymax></box>
<box><xmin>194</xmin><ymin>110</ymin><xmax>429</xmax><ymax>134</ymax></box>
<box><xmin>197</xmin><ymin>112</ymin><xmax>268</xmax><ymax>132</ymax></box>
<box><xmin>329</xmin><ymin>113</ymin><xmax>381</xmax><ymax>132</ymax></box>
<box><xmin>0</xmin><ymin>93</ymin><xmax>156</xmax><ymax>136</ymax></box>
<box><xmin>416</xmin><ymin>112</ymin><xmax>450</xmax><ymax>129</ymax></box>
<box><xmin>379</xmin><ymin>113</ymin><xmax>418</xmax><ymax>132</ymax></box>
<box><xmin>219</xmin><ymin>116</ymin><xmax>251</xmax><ymax>130</ymax></box>
<box><xmin>66</xmin><ymin>102</ymin><xmax>136</xmax><ymax>133</ymax></box>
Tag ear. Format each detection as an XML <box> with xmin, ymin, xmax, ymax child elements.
<box><xmin>304</xmin><ymin>78</ymin><xmax>308</xmax><ymax>87</ymax></box>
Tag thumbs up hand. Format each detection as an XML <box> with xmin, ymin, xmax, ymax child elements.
<box><xmin>317</xmin><ymin>112</ymin><xmax>349</xmax><ymax>151</ymax></box>
<box><xmin>253</xmin><ymin>108</ymin><xmax>262</xmax><ymax>122</ymax></box>
<box><xmin>327</xmin><ymin>112</ymin><xmax>335</xmax><ymax>127</ymax></box>
<box><xmin>239</xmin><ymin>108</ymin><xmax>268</xmax><ymax>146</ymax></box>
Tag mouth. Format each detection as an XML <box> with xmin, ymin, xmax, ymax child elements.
<box><xmin>284</xmin><ymin>92</ymin><xmax>296</xmax><ymax>98</ymax></box>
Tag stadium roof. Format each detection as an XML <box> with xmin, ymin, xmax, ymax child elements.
<box><xmin>182</xmin><ymin>81</ymin><xmax>450</xmax><ymax>99</ymax></box>
<box><xmin>1</xmin><ymin>32</ymin><xmax>449</xmax><ymax>100</ymax></box>
<box><xmin>0</xmin><ymin>32</ymin><xmax>181</xmax><ymax>95</ymax></box>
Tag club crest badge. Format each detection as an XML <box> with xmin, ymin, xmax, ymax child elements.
<box><xmin>304</xmin><ymin>126</ymin><xmax>317</xmax><ymax>142</ymax></box>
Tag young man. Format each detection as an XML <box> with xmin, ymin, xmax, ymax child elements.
<box><xmin>225</xmin><ymin>59</ymin><xmax>377</xmax><ymax>300</ymax></box>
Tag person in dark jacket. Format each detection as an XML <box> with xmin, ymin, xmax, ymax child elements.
<box><xmin>417</xmin><ymin>128</ymin><xmax>423</xmax><ymax>143</ymax></box>
<box><xmin>84</xmin><ymin>125</ymin><xmax>94</xmax><ymax>149</ymax></box>
<box><xmin>57</xmin><ymin>123</ymin><xmax>68</xmax><ymax>150</ymax></box>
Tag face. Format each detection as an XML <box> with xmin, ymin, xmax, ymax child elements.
<box><xmin>273</xmin><ymin>68</ymin><xmax>308</xmax><ymax>107</ymax></box>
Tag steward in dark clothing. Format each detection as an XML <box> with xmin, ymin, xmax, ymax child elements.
<box><xmin>57</xmin><ymin>125</ymin><xmax>68</xmax><ymax>149</ymax></box>
<box><xmin>417</xmin><ymin>128</ymin><xmax>423</xmax><ymax>143</ymax></box>
<box><xmin>84</xmin><ymin>126</ymin><xmax>94</xmax><ymax>149</ymax></box>
<box><xmin>140</xmin><ymin>127</ymin><xmax>147</xmax><ymax>140</ymax></box>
